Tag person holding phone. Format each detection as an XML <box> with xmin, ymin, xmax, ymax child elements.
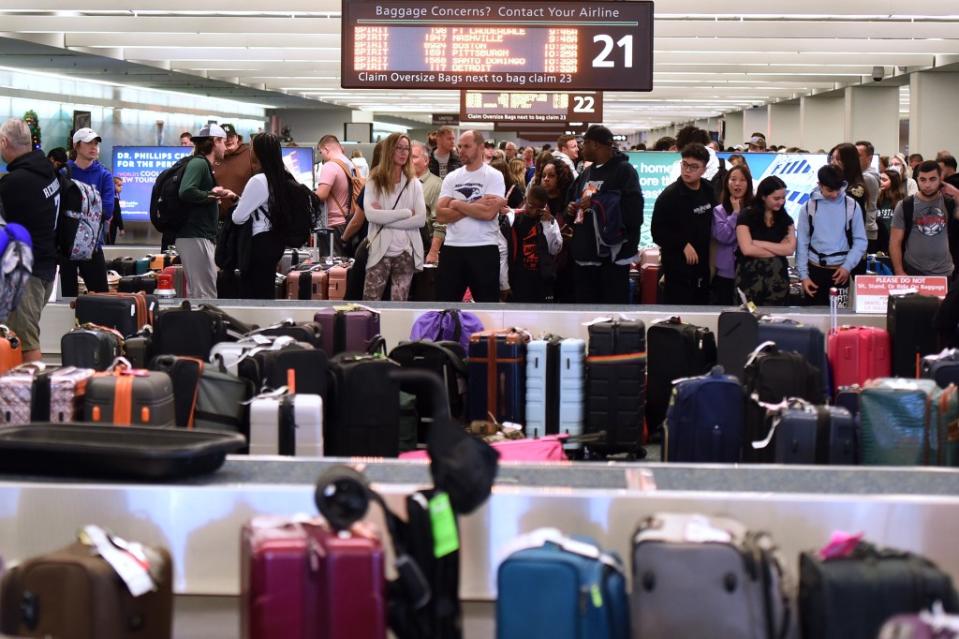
<box><xmin>504</xmin><ymin>185</ymin><xmax>563</xmax><ymax>303</ymax></box>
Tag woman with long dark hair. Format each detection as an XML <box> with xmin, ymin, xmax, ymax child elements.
<box><xmin>876</xmin><ymin>169</ymin><xmax>907</xmax><ymax>254</ymax></box>
<box><xmin>231</xmin><ymin>133</ymin><xmax>292</xmax><ymax>299</ymax></box>
<box><xmin>362</xmin><ymin>132</ymin><xmax>426</xmax><ymax>301</ymax></box>
<box><xmin>735</xmin><ymin>176</ymin><xmax>796</xmax><ymax>306</ymax></box>
<box><xmin>830</xmin><ymin>142</ymin><xmax>874</xmax><ymax>249</ymax></box>
<box><xmin>536</xmin><ymin>157</ymin><xmax>576</xmax><ymax>302</ymax></box>
<box><xmin>711</xmin><ymin>164</ymin><xmax>754</xmax><ymax>305</ymax></box>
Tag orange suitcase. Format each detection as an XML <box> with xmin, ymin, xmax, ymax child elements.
<box><xmin>0</xmin><ymin>325</ymin><xmax>23</xmax><ymax>373</ymax></box>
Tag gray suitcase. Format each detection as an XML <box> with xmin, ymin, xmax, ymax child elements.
<box><xmin>631</xmin><ymin>513</ymin><xmax>791</xmax><ymax>639</ymax></box>
<box><xmin>83</xmin><ymin>360</ymin><xmax>176</xmax><ymax>427</ymax></box>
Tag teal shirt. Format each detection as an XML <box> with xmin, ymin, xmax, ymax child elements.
<box><xmin>176</xmin><ymin>156</ymin><xmax>218</xmax><ymax>241</ymax></box>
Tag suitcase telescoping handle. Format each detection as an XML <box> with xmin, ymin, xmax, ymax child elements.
<box><xmin>829</xmin><ymin>287</ymin><xmax>839</xmax><ymax>332</ymax></box>
<box><xmin>388</xmin><ymin>368</ymin><xmax>452</xmax><ymax>423</ymax></box>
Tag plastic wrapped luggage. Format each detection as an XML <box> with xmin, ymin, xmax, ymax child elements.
<box><xmin>468</xmin><ymin>329</ymin><xmax>529</xmax><ymax>426</ymax></box>
<box><xmin>248</xmin><ymin>388</ymin><xmax>323</xmax><ymax>456</ymax></box>
<box><xmin>314</xmin><ymin>306</ymin><xmax>381</xmax><ymax>356</ymax></box>
<box><xmin>887</xmin><ymin>292</ymin><xmax>941</xmax><ymax>378</ymax></box>
<box><xmin>496</xmin><ymin>528</ymin><xmax>629</xmax><ymax>639</ymax></box>
<box><xmin>525</xmin><ymin>337</ymin><xmax>585</xmax><ymax>440</ymax></box>
<box><xmin>631</xmin><ymin>513</ymin><xmax>790</xmax><ymax>639</ymax></box>
<box><xmin>646</xmin><ymin>317</ymin><xmax>717</xmax><ymax>435</ymax></box>
<box><xmin>662</xmin><ymin>365</ymin><xmax>743</xmax><ymax>463</ymax></box>
<box><xmin>0</xmin><ymin>364</ymin><xmax>94</xmax><ymax>425</ymax></box>
<box><xmin>585</xmin><ymin>318</ymin><xmax>646</xmax><ymax>456</ymax></box>
<box><xmin>0</xmin><ymin>526</ymin><xmax>174</xmax><ymax>639</ymax></box>
<box><xmin>82</xmin><ymin>358</ymin><xmax>175</xmax><ymax>427</ymax></box>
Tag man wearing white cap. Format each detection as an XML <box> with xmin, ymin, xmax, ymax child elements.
<box><xmin>176</xmin><ymin>123</ymin><xmax>236</xmax><ymax>299</ymax></box>
<box><xmin>60</xmin><ymin>127</ymin><xmax>113</xmax><ymax>295</ymax></box>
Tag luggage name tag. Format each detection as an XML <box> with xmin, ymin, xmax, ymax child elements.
<box><xmin>428</xmin><ymin>492</ymin><xmax>459</xmax><ymax>558</ymax></box>
<box><xmin>79</xmin><ymin>525</ymin><xmax>158</xmax><ymax>597</ymax></box>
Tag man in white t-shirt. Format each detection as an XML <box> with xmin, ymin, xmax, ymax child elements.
<box><xmin>435</xmin><ymin>130</ymin><xmax>507</xmax><ymax>302</ymax></box>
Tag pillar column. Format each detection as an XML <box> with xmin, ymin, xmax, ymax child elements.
<box><xmin>800</xmin><ymin>94</ymin><xmax>844</xmax><ymax>152</ymax></box>
<box><xmin>724</xmin><ymin>111</ymin><xmax>744</xmax><ymax>150</ymax></box>
<box><xmin>768</xmin><ymin>103</ymin><xmax>801</xmax><ymax>148</ymax></box>
<box><xmin>844</xmin><ymin>86</ymin><xmax>900</xmax><ymax>157</ymax></box>
<box><xmin>909</xmin><ymin>71</ymin><xmax>959</xmax><ymax>158</ymax></box>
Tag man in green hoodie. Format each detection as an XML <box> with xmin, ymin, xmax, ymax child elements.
<box><xmin>176</xmin><ymin>124</ymin><xmax>236</xmax><ymax>299</ymax></box>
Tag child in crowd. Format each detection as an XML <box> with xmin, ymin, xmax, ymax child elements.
<box><xmin>505</xmin><ymin>185</ymin><xmax>563</xmax><ymax>303</ymax></box>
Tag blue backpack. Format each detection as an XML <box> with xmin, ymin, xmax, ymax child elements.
<box><xmin>662</xmin><ymin>365</ymin><xmax>744</xmax><ymax>463</ymax></box>
<box><xmin>497</xmin><ymin>529</ymin><xmax>630</xmax><ymax>639</ymax></box>
<box><xmin>587</xmin><ymin>190</ymin><xmax>625</xmax><ymax>259</ymax></box>
<box><xmin>0</xmin><ymin>213</ymin><xmax>34</xmax><ymax>323</ymax></box>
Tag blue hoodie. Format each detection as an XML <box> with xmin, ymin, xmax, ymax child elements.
<box><xmin>67</xmin><ymin>159</ymin><xmax>114</xmax><ymax>249</ymax></box>
<box><xmin>796</xmin><ymin>184</ymin><xmax>867</xmax><ymax>280</ymax></box>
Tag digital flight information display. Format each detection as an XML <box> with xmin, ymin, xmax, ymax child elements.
<box><xmin>341</xmin><ymin>1</ymin><xmax>653</xmax><ymax>91</ymax></box>
<box><xmin>460</xmin><ymin>91</ymin><xmax>603</xmax><ymax>123</ymax></box>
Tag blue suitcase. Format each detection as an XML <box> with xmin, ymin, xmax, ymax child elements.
<box><xmin>662</xmin><ymin>365</ymin><xmax>743</xmax><ymax>463</ymax></box>
<box><xmin>468</xmin><ymin>329</ymin><xmax>528</xmax><ymax>426</ymax></box>
<box><xmin>758</xmin><ymin>317</ymin><xmax>830</xmax><ymax>399</ymax></box>
<box><xmin>767</xmin><ymin>403</ymin><xmax>859</xmax><ymax>465</ymax></box>
<box><xmin>497</xmin><ymin>530</ymin><xmax>629</xmax><ymax>639</ymax></box>
<box><xmin>526</xmin><ymin>337</ymin><xmax>585</xmax><ymax>441</ymax></box>
<box><xmin>834</xmin><ymin>385</ymin><xmax>862</xmax><ymax>417</ymax></box>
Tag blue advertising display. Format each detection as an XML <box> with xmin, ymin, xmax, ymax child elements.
<box><xmin>112</xmin><ymin>146</ymin><xmax>316</xmax><ymax>222</ymax></box>
<box><xmin>626</xmin><ymin>151</ymin><xmax>829</xmax><ymax>247</ymax></box>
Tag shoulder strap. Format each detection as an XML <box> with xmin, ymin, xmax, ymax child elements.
<box><xmin>805</xmin><ymin>199</ymin><xmax>817</xmax><ymax>238</ymax></box>
<box><xmin>903</xmin><ymin>195</ymin><xmax>915</xmax><ymax>247</ymax></box>
<box><xmin>844</xmin><ymin>196</ymin><xmax>856</xmax><ymax>250</ymax></box>
<box><xmin>330</xmin><ymin>159</ymin><xmax>355</xmax><ymax>215</ymax></box>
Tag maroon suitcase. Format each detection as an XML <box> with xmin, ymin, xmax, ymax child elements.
<box><xmin>314</xmin><ymin>307</ymin><xmax>381</xmax><ymax>356</ymax></box>
<box><xmin>240</xmin><ymin>516</ymin><xmax>386</xmax><ymax>639</ymax></box>
<box><xmin>640</xmin><ymin>264</ymin><xmax>661</xmax><ymax>304</ymax></box>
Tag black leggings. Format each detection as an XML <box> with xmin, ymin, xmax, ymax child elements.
<box><xmin>59</xmin><ymin>248</ymin><xmax>108</xmax><ymax>296</ymax></box>
<box><xmin>240</xmin><ymin>232</ymin><xmax>285</xmax><ymax>299</ymax></box>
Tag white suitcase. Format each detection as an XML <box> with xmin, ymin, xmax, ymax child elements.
<box><xmin>248</xmin><ymin>389</ymin><xmax>323</xmax><ymax>457</ymax></box>
<box><xmin>526</xmin><ymin>338</ymin><xmax>585</xmax><ymax>441</ymax></box>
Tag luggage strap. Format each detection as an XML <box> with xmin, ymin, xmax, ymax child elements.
<box><xmin>749</xmin><ymin>396</ymin><xmax>811</xmax><ymax>450</ymax></box>
<box><xmin>585</xmin><ymin>352</ymin><xmax>645</xmax><ymax>364</ymax></box>
<box><xmin>497</xmin><ymin>527</ymin><xmax>624</xmax><ymax>573</ymax></box>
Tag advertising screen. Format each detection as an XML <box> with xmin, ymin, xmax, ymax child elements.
<box><xmin>112</xmin><ymin>146</ymin><xmax>315</xmax><ymax>222</ymax></box>
<box><xmin>341</xmin><ymin>0</ymin><xmax>654</xmax><ymax>91</ymax></box>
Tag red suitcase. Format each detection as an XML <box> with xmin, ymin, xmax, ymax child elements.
<box><xmin>241</xmin><ymin>516</ymin><xmax>386</xmax><ymax>639</ymax></box>
<box><xmin>640</xmin><ymin>264</ymin><xmax>661</xmax><ymax>304</ymax></box>
<box><xmin>827</xmin><ymin>326</ymin><xmax>891</xmax><ymax>393</ymax></box>
<box><xmin>162</xmin><ymin>265</ymin><xmax>188</xmax><ymax>298</ymax></box>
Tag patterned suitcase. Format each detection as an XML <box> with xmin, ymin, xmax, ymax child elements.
<box><xmin>468</xmin><ymin>329</ymin><xmax>529</xmax><ymax>426</ymax></box>
<box><xmin>314</xmin><ymin>307</ymin><xmax>381</xmax><ymax>356</ymax></box>
<box><xmin>248</xmin><ymin>390</ymin><xmax>323</xmax><ymax>456</ymax></box>
<box><xmin>241</xmin><ymin>516</ymin><xmax>387</xmax><ymax>639</ymax></box>
<box><xmin>525</xmin><ymin>337</ymin><xmax>585</xmax><ymax>440</ymax></box>
<box><xmin>828</xmin><ymin>326</ymin><xmax>891</xmax><ymax>393</ymax></box>
<box><xmin>0</xmin><ymin>365</ymin><xmax>94</xmax><ymax>425</ymax></box>
<box><xmin>83</xmin><ymin>360</ymin><xmax>176</xmax><ymax>427</ymax></box>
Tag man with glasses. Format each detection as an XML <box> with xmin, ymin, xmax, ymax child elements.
<box><xmin>652</xmin><ymin>143</ymin><xmax>717</xmax><ymax>305</ymax></box>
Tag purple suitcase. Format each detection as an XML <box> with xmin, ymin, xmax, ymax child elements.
<box><xmin>314</xmin><ymin>308</ymin><xmax>381</xmax><ymax>356</ymax></box>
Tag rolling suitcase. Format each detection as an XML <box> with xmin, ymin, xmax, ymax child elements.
<box><xmin>468</xmin><ymin>329</ymin><xmax>529</xmax><ymax>426</ymax></box>
<box><xmin>73</xmin><ymin>292</ymin><xmax>156</xmax><ymax>338</ymax></box>
<box><xmin>757</xmin><ymin>401</ymin><xmax>858</xmax><ymax>465</ymax></box>
<box><xmin>248</xmin><ymin>389</ymin><xmax>323</xmax><ymax>456</ymax></box>
<box><xmin>921</xmin><ymin>348</ymin><xmax>959</xmax><ymax>389</ymax></box>
<box><xmin>285</xmin><ymin>264</ymin><xmax>329</xmax><ymax>300</ymax></box>
<box><xmin>828</xmin><ymin>326</ymin><xmax>891</xmax><ymax>393</ymax></box>
<box><xmin>108</xmin><ymin>256</ymin><xmax>137</xmax><ymax>276</ymax></box>
<box><xmin>631</xmin><ymin>514</ymin><xmax>790</xmax><ymax>639</ymax></box>
<box><xmin>327</xmin><ymin>262</ymin><xmax>351</xmax><ymax>300</ymax></box>
<box><xmin>800</xmin><ymin>539</ymin><xmax>959</xmax><ymax>639</ymax></box>
<box><xmin>153</xmin><ymin>301</ymin><xmax>253</xmax><ymax>360</ymax></box>
<box><xmin>887</xmin><ymin>293</ymin><xmax>941</xmax><ymax>378</ymax></box>
<box><xmin>125</xmin><ymin>328</ymin><xmax>153</xmax><ymax>369</ymax></box>
<box><xmin>0</xmin><ymin>325</ymin><xmax>22</xmax><ymax>373</ymax></box>
<box><xmin>314</xmin><ymin>306</ymin><xmax>381</xmax><ymax>356</ymax></box>
<box><xmin>834</xmin><ymin>385</ymin><xmax>862</xmax><ymax>417</ymax></box>
<box><xmin>241</xmin><ymin>516</ymin><xmax>386</xmax><ymax>639</ymax></box>
<box><xmin>134</xmin><ymin>256</ymin><xmax>151</xmax><ymax>274</ymax></box>
<box><xmin>251</xmin><ymin>320</ymin><xmax>324</xmax><ymax>349</ymax></box>
<box><xmin>60</xmin><ymin>324</ymin><xmax>124</xmax><ymax>371</ymax></box>
<box><xmin>646</xmin><ymin>317</ymin><xmax>717</xmax><ymax>436</ymax></box>
<box><xmin>585</xmin><ymin>318</ymin><xmax>646</xmax><ymax>456</ymax></box>
<box><xmin>0</xmin><ymin>364</ymin><xmax>94</xmax><ymax>425</ymax></box>
<box><xmin>716</xmin><ymin>309</ymin><xmax>759</xmax><ymax>380</ymax></box>
<box><xmin>118</xmin><ymin>274</ymin><xmax>157</xmax><ymax>294</ymax></box>
<box><xmin>326</xmin><ymin>354</ymin><xmax>401</xmax><ymax>457</ymax></box>
<box><xmin>662</xmin><ymin>365</ymin><xmax>743</xmax><ymax>463</ymax></box>
<box><xmin>276</xmin><ymin>248</ymin><xmax>305</xmax><ymax>275</ymax></box>
<box><xmin>496</xmin><ymin>529</ymin><xmax>629</xmax><ymax>639</ymax></box>
<box><xmin>525</xmin><ymin>337</ymin><xmax>585</xmax><ymax>441</ymax></box>
<box><xmin>639</xmin><ymin>264</ymin><xmax>660</xmax><ymax>304</ymax></box>
<box><xmin>83</xmin><ymin>359</ymin><xmax>176</xmax><ymax>427</ymax></box>
<box><xmin>149</xmin><ymin>354</ymin><xmax>253</xmax><ymax>431</ymax></box>
<box><xmin>161</xmin><ymin>265</ymin><xmax>188</xmax><ymax>298</ymax></box>
<box><xmin>758</xmin><ymin>317</ymin><xmax>829</xmax><ymax>399</ymax></box>
<box><xmin>241</xmin><ymin>346</ymin><xmax>328</xmax><ymax>397</ymax></box>
<box><xmin>0</xmin><ymin>527</ymin><xmax>174</xmax><ymax>639</ymax></box>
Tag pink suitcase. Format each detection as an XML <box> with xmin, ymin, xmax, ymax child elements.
<box><xmin>400</xmin><ymin>434</ymin><xmax>568</xmax><ymax>462</ymax></box>
<box><xmin>827</xmin><ymin>326</ymin><xmax>891</xmax><ymax>393</ymax></box>
<box><xmin>241</xmin><ymin>516</ymin><xmax>386</xmax><ymax>639</ymax></box>
<box><xmin>327</xmin><ymin>263</ymin><xmax>350</xmax><ymax>301</ymax></box>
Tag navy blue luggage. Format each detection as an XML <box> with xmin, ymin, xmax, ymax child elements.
<box><xmin>834</xmin><ymin>385</ymin><xmax>862</xmax><ymax>417</ymax></box>
<box><xmin>662</xmin><ymin>365</ymin><xmax>743</xmax><ymax>463</ymax></box>
<box><xmin>468</xmin><ymin>329</ymin><xmax>528</xmax><ymax>426</ymax></box>
<box><xmin>749</xmin><ymin>400</ymin><xmax>858</xmax><ymax>465</ymax></box>
<box><xmin>497</xmin><ymin>529</ymin><xmax>629</xmax><ymax>639</ymax></box>
<box><xmin>921</xmin><ymin>349</ymin><xmax>959</xmax><ymax>389</ymax></box>
<box><xmin>758</xmin><ymin>317</ymin><xmax>830</xmax><ymax>399</ymax></box>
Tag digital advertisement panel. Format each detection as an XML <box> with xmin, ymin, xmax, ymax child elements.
<box><xmin>112</xmin><ymin>146</ymin><xmax>315</xmax><ymax>222</ymax></box>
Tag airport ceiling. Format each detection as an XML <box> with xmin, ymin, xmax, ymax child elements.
<box><xmin>2</xmin><ymin>0</ymin><xmax>959</xmax><ymax>131</ymax></box>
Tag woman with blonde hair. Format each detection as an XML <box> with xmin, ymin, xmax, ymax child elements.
<box><xmin>889</xmin><ymin>152</ymin><xmax>919</xmax><ymax>196</ymax></box>
<box><xmin>362</xmin><ymin>133</ymin><xmax>427</xmax><ymax>300</ymax></box>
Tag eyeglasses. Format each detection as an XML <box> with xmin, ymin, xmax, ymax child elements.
<box><xmin>681</xmin><ymin>161</ymin><xmax>704</xmax><ymax>172</ymax></box>
<box><xmin>395</xmin><ymin>146</ymin><xmax>411</xmax><ymax>152</ymax></box>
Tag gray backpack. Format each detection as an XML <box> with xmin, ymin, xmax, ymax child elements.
<box><xmin>0</xmin><ymin>212</ymin><xmax>34</xmax><ymax>323</ymax></box>
<box><xmin>631</xmin><ymin>513</ymin><xmax>792</xmax><ymax>639</ymax></box>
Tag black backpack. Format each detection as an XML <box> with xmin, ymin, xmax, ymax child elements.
<box><xmin>150</xmin><ymin>156</ymin><xmax>196</xmax><ymax>233</ymax></box>
<box><xmin>281</xmin><ymin>177</ymin><xmax>322</xmax><ymax>248</ymax></box>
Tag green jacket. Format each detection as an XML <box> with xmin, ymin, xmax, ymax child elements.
<box><xmin>176</xmin><ymin>156</ymin><xmax>219</xmax><ymax>241</ymax></box>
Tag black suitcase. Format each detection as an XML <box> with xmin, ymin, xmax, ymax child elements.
<box><xmin>252</xmin><ymin>321</ymin><xmax>324</xmax><ymax>349</ymax></box>
<box><xmin>153</xmin><ymin>301</ymin><xmax>254</xmax><ymax>359</ymax></box>
<box><xmin>770</xmin><ymin>404</ymin><xmax>858</xmax><ymax>465</ymax></box>
<box><xmin>834</xmin><ymin>385</ymin><xmax>862</xmax><ymax>417</ymax></box>
<box><xmin>585</xmin><ymin>318</ymin><xmax>646</xmax><ymax>457</ymax></box>
<box><xmin>800</xmin><ymin>541</ymin><xmax>959</xmax><ymax>639</ymax></box>
<box><xmin>125</xmin><ymin>328</ymin><xmax>153</xmax><ymax>369</ymax></box>
<box><xmin>887</xmin><ymin>293</ymin><xmax>941</xmax><ymax>378</ymax></box>
<box><xmin>0</xmin><ymin>423</ymin><xmax>244</xmax><ymax>479</ymax></box>
<box><xmin>258</xmin><ymin>347</ymin><xmax>328</xmax><ymax>397</ymax></box>
<box><xmin>216</xmin><ymin>268</ymin><xmax>241</xmax><ymax>299</ymax></box>
<box><xmin>717</xmin><ymin>310</ymin><xmax>759</xmax><ymax>380</ymax></box>
<box><xmin>60</xmin><ymin>325</ymin><xmax>122</xmax><ymax>371</ymax></box>
<box><xmin>389</xmin><ymin>340</ymin><xmax>468</xmax><ymax>428</ymax></box>
<box><xmin>108</xmin><ymin>256</ymin><xmax>137</xmax><ymax>276</ymax></box>
<box><xmin>73</xmin><ymin>294</ymin><xmax>140</xmax><ymax>338</ymax></box>
<box><xmin>326</xmin><ymin>354</ymin><xmax>401</xmax><ymax>457</ymax></box>
<box><xmin>118</xmin><ymin>274</ymin><xmax>157</xmax><ymax>294</ymax></box>
<box><xmin>645</xmin><ymin>317</ymin><xmax>717</xmax><ymax>436</ymax></box>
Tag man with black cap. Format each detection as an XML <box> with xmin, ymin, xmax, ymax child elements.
<box><xmin>565</xmin><ymin>125</ymin><xmax>643</xmax><ymax>303</ymax></box>
<box><xmin>176</xmin><ymin>123</ymin><xmax>236</xmax><ymax>299</ymax></box>
<box><xmin>215</xmin><ymin>123</ymin><xmax>253</xmax><ymax>222</ymax></box>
